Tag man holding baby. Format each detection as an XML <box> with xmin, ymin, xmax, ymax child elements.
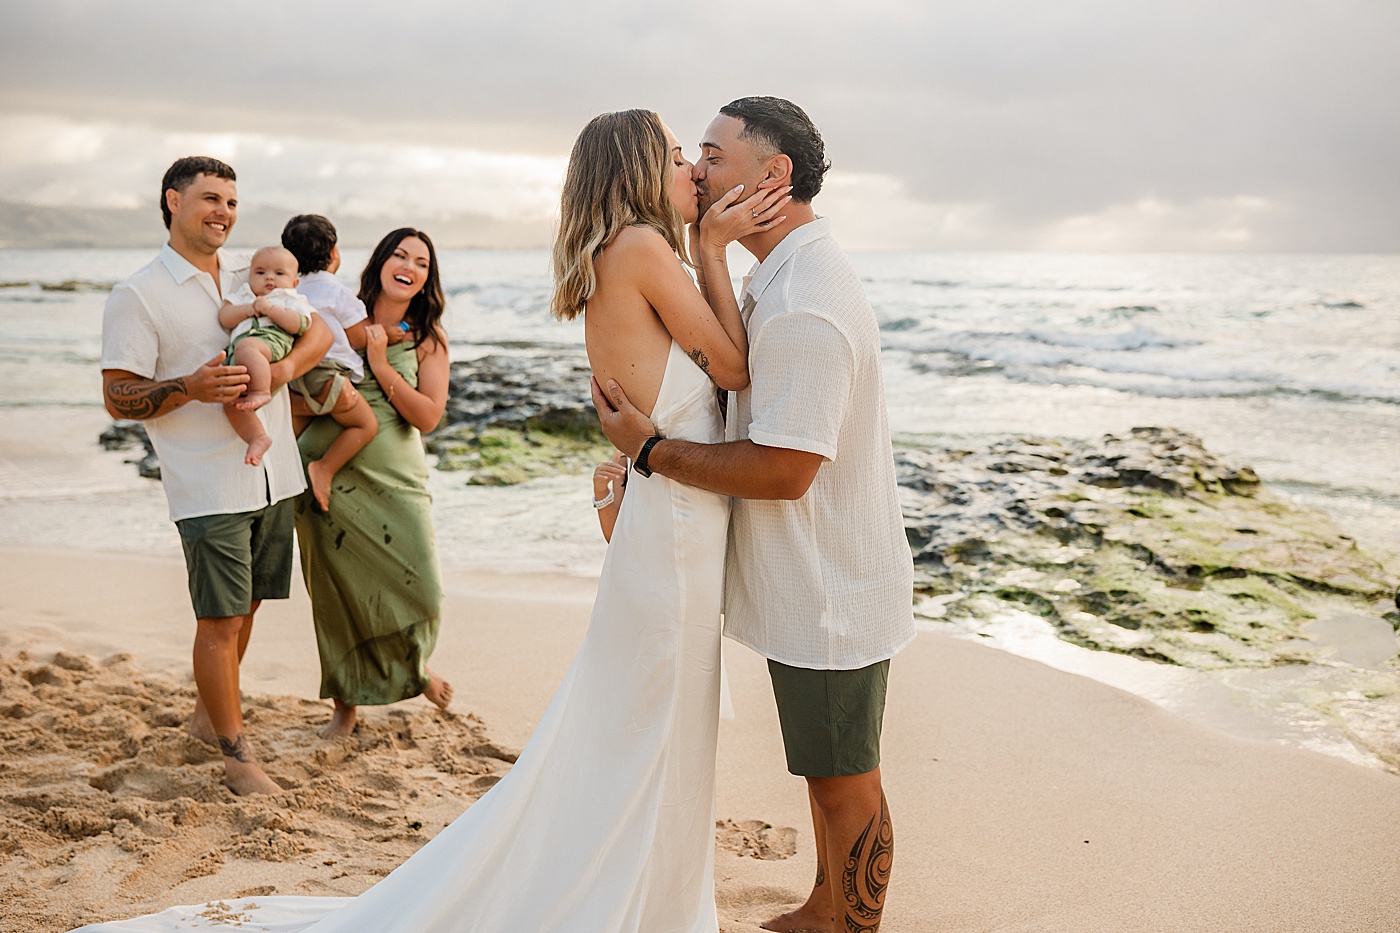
<box><xmin>100</xmin><ymin>156</ymin><xmax>331</xmax><ymax>795</ymax></box>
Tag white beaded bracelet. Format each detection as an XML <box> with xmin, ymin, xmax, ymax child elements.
<box><xmin>591</xmin><ymin>489</ymin><xmax>615</xmax><ymax>510</ymax></box>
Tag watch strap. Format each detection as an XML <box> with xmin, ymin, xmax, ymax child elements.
<box><xmin>633</xmin><ymin>435</ymin><xmax>664</xmax><ymax>478</ymax></box>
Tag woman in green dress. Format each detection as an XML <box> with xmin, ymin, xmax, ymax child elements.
<box><xmin>295</xmin><ymin>228</ymin><xmax>454</xmax><ymax>738</ymax></box>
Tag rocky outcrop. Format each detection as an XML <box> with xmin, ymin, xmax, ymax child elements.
<box><xmin>901</xmin><ymin>427</ymin><xmax>1393</xmax><ymax>670</ymax></box>
<box><xmin>98</xmin><ymin>421</ymin><xmax>159</xmax><ymax>479</ymax></box>
<box><xmin>427</xmin><ymin>353</ymin><xmax>611</xmax><ymax>485</ymax></box>
<box><xmin>98</xmin><ymin>368</ymin><xmax>1395</xmax><ymax>673</ymax></box>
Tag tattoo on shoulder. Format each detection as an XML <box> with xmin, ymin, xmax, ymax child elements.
<box><xmin>107</xmin><ymin>377</ymin><xmax>187</xmax><ymax>419</ymax></box>
<box><xmin>218</xmin><ymin>733</ymin><xmax>253</xmax><ymax>762</ymax></box>
<box><xmin>687</xmin><ymin>347</ymin><xmax>712</xmax><ymax>377</ymax></box>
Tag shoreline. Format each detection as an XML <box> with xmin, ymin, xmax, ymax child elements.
<box><xmin>3</xmin><ymin>546</ymin><xmax>1400</xmax><ymax>931</ymax></box>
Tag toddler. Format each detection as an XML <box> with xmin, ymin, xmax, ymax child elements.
<box><xmin>218</xmin><ymin>246</ymin><xmax>314</xmax><ymax>466</ymax></box>
<box><xmin>281</xmin><ymin>214</ymin><xmax>379</xmax><ymax>512</ymax></box>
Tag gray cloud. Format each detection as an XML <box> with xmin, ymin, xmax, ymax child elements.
<box><xmin>1</xmin><ymin>0</ymin><xmax>1395</xmax><ymax>250</ymax></box>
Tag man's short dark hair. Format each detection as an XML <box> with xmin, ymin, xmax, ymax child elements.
<box><xmin>719</xmin><ymin>97</ymin><xmax>831</xmax><ymax>203</ymax></box>
<box><xmin>282</xmin><ymin>214</ymin><xmax>338</xmax><ymax>274</ymax></box>
<box><xmin>160</xmin><ymin>156</ymin><xmax>236</xmax><ymax>230</ymax></box>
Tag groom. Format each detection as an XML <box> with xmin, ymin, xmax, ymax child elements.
<box><xmin>592</xmin><ymin>97</ymin><xmax>915</xmax><ymax>932</ymax></box>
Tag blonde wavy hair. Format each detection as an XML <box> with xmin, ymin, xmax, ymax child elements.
<box><xmin>550</xmin><ymin>110</ymin><xmax>688</xmax><ymax>321</ymax></box>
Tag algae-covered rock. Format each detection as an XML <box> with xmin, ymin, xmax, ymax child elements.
<box><xmin>427</xmin><ymin>352</ymin><xmax>612</xmax><ymax>485</ymax></box>
<box><xmin>901</xmin><ymin>427</ymin><xmax>1395</xmax><ymax>670</ymax></box>
<box><xmin>104</xmin><ymin>351</ymin><xmax>613</xmax><ymax>486</ymax></box>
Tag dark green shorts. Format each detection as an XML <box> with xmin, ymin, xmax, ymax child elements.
<box><xmin>175</xmin><ymin>497</ymin><xmax>295</xmax><ymax>619</ymax></box>
<box><xmin>767</xmin><ymin>658</ymin><xmax>890</xmax><ymax>778</ymax></box>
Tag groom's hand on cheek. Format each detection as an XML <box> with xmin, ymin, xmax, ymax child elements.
<box><xmin>591</xmin><ymin>376</ymin><xmax>654</xmax><ymax>461</ymax></box>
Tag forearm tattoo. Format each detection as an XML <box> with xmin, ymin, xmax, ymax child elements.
<box><xmin>687</xmin><ymin>347</ymin><xmax>712</xmax><ymax>378</ymax></box>
<box><xmin>841</xmin><ymin>794</ymin><xmax>893</xmax><ymax>932</ymax></box>
<box><xmin>106</xmin><ymin>377</ymin><xmax>187</xmax><ymax>419</ymax></box>
<box><xmin>218</xmin><ymin>733</ymin><xmax>253</xmax><ymax>762</ymax></box>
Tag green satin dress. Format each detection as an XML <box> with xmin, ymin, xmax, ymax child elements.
<box><xmin>295</xmin><ymin>341</ymin><xmax>443</xmax><ymax>706</ymax></box>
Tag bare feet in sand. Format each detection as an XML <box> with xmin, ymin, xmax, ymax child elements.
<box><xmin>237</xmin><ymin>389</ymin><xmax>273</xmax><ymax>411</ymax></box>
<box><xmin>319</xmin><ymin>698</ymin><xmax>357</xmax><ymax>739</ymax></box>
<box><xmin>423</xmin><ymin>669</ymin><xmax>454</xmax><ymax>710</ymax></box>
<box><xmin>307</xmin><ymin>459</ymin><xmax>333</xmax><ymax>512</ymax></box>
<box><xmin>244</xmin><ymin>433</ymin><xmax>273</xmax><ymax>466</ymax></box>
<box><xmin>761</xmin><ymin>907</ymin><xmax>835</xmax><ymax>933</ymax></box>
<box><xmin>219</xmin><ymin>733</ymin><xmax>282</xmax><ymax>796</ymax></box>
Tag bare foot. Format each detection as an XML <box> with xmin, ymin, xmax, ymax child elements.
<box><xmin>307</xmin><ymin>459</ymin><xmax>333</xmax><ymax>512</ymax></box>
<box><xmin>761</xmin><ymin>907</ymin><xmax>835</xmax><ymax>933</ymax></box>
<box><xmin>187</xmin><ymin>700</ymin><xmax>217</xmax><ymax>746</ymax></box>
<box><xmin>237</xmin><ymin>390</ymin><xmax>273</xmax><ymax>411</ymax></box>
<box><xmin>244</xmin><ymin>433</ymin><xmax>273</xmax><ymax>466</ymax></box>
<box><xmin>423</xmin><ymin>669</ymin><xmax>454</xmax><ymax>710</ymax></box>
<box><xmin>319</xmin><ymin>698</ymin><xmax>357</xmax><ymax>739</ymax></box>
<box><xmin>223</xmin><ymin>757</ymin><xmax>282</xmax><ymax>796</ymax></box>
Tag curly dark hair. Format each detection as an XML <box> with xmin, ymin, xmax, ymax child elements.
<box><xmin>282</xmin><ymin>214</ymin><xmax>338</xmax><ymax>274</ymax></box>
<box><xmin>358</xmin><ymin>228</ymin><xmax>446</xmax><ymax>350</ymax></box>
<box><xmin>718</xmin><ymin>97</ymin><xmax>830</xmax><ymax>203</ymax></box>
<box><xmin>159</xmin><ymin>156</ymin><xmax>235</xmax><ymax>230</ymax></box>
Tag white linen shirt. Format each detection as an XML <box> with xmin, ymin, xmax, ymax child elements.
<box><xmin>101</xmin><ymin>244</ymin><xmax>307</xmax><ymax>522</ymax></box>
<box><xmin>296</xmin><ymin>271</ymin><xmax>368</xmax><ymax>379</ymax></box>
<box><xmin>723</xmin><ymin>218</ymin><xmax>916</xmax><ymax>670</ymax></box>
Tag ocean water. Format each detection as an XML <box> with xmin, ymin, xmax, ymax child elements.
<box><xmin>1</xmin><ymin>247</ymin><xmax>1397</xmax><ymax>766</ymax></box>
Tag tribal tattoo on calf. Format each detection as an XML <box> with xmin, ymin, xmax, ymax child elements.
<box><xmin>218</xmin><ymin>734</ymin><xmax>253</xmax><ymax>763</ymax></box>
<box><xmin>841</xmin><ymin>794</ymin><xmax>893</xmax><ymax>932</ymax></box>
<box><xmin>106</xmin><ymin>377</ymin><xmax>188</xmax><ymax>419</ymax></box>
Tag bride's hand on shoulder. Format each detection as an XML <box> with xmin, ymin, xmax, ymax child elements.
<box><xmin>698</xmin><ymin>183</ymin><xmax>792</xmax><ymax>253</ymax></box>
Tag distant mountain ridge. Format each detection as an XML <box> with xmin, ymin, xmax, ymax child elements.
<box><xmin>0</xmin><ymin>202</ymin><xmax>551</xmax><ymax>250</ymax></box>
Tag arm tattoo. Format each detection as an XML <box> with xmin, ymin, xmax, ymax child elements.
<box><xmin>106</xmin><ymin>377</ymin><xmax>188</xmax><ymax>419</ymax></box>
<box><xmin>841</xmin><ymin>794</ymin><xmax>893</xmax><ymax>932</ymax></box>
<box><xmin>687</xmin><ymin>347</ymin><xmax>712</xmax><ymax>378</ymax></box>
<box><xmin>218</xmin><ymin>733</ymin><xmax>253</xmax><ymax>763</ymax></box>
<box><xmin>816</xmin><ymin>860</ymin><xmax>826</xmax><ymax>888</ymax></box>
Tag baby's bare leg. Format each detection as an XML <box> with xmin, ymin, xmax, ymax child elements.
<box><xmin>224</xmin><ymin>402</ymin><xmax>272</xmax><ymax>466</ymax></box>
<box><xmin>306</xmin><ymin>384</ymin><xmax>378</xmax><ymax>512</ymax></box>
<box><xmin>234</xmin><ymin>338</ymin><xmax>275</xmax><ymax>411</ymax></box>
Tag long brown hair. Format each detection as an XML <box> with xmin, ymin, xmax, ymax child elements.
<box><xmin>550</xmin><ymin>110</ymin><xmax>687</xmax><ymax>321</ymax></box>
<box><xmin>358</xmin><ymin>227</ymin><xmax>446</xmax><ymax>348</ymax></box>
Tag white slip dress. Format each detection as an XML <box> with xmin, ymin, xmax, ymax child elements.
<box><xmin>74</xmin><ymin>341</ymin><xmax>729</xmax><ymax>933</ymax></box>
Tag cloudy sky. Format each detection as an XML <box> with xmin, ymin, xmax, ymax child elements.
<box><xmin>1</xmin><ymin>0</ymin><xmax>1395</xmax><ymax>251</ymax></box>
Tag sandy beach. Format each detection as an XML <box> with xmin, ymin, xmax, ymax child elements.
<box><xmin>1</xmin><ymin>545</ymin><xmax>1397</xmax><ymax>932</ymax></box>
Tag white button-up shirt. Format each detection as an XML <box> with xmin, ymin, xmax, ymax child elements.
<box><xmin>297</xmin><ymin>271</ymin><xmax>368</xmax><ymax>379</ymax></box>
<box><xmin>101</xmin><ymin>244</ymin><xmax>307</xmax><ymax>522</ymax></box>
<box><xmin>723</xmin><ymin>218</ymin><xmax>916</xmax><ymax>670</ymax></box>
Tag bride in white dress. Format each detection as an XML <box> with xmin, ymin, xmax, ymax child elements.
<box><xmin>73</xmin><ymin>110</ymin><xmax>790</xmax><ymax>933</ymax></box>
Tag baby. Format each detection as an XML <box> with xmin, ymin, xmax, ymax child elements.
<box><xmin>281</xmin><ymin>214</ymin><xmax>379</xmax><ymax>512</ymax></box>
<box><xmin>218</xmin><ymin>246</ymin><xmax>315</xmax><ymax>466</ymax></box>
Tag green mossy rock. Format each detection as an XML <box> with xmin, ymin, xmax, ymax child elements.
<box><xmin>902</xmin><ymin>427</ymin><xmax>1395</xmax><ymax>671</ymax></box>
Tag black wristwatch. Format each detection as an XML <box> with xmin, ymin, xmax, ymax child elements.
<box><xmin>633</xmin><ymin>435</ymin><xmax>664</xmax><ymax>478</ymax></box>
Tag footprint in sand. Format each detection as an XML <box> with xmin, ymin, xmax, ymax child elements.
<box><xmin>714</xmin><ymin>818</ymin><xmax>798</xmax><ymax>860</ymax></box>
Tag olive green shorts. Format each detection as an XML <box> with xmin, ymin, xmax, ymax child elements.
<box><xmin>767</xmin><ymin>658</ymin><xmax>890</xmax><ymax>778</ymax></box>
<box><xmin>289</xmin><ymin>360</ymin><xmax>357</xmax><ymax>415</ymax></box>
<box><xmin>228</xmin><ymin>322</ymin><xmax>296</xmax><ymax>362</ymax></box>
<box><xmin>174</xmin><ymin>497</ymin><xmax>295</xmax><ymax>619</ymax></box>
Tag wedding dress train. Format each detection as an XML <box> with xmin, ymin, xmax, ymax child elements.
<box><xmin>76</xmin><ymin>341</ymin><xmax>729</xmax><ymax>933</ymax></box>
